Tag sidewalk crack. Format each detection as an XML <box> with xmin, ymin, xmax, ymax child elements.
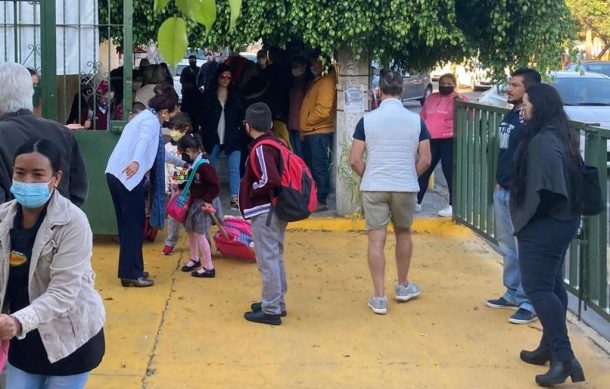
<box><xmin>141</xmin><ymin>248</ymin><xmax>184</xmax><ymax>388</ymax></box>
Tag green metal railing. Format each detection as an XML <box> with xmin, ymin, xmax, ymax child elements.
<box><xmin>454</xmin><ymin>100</ymin><xmax>610</xmax><ymax>321</ymax></box>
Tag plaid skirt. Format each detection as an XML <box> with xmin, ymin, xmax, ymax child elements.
<box><xmin>184</xmin><ymin>197</ymin><xmax>224</xmax><ymax>234</ymax></box>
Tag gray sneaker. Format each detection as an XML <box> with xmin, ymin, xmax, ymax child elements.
<box><xmin>395</xmin><ymin>283</ymin><xmax>421</xmax><ymax>302</ymax></box>
<box><xmin>368</xmin><ymin>296</ymin><xmax>388</xmax><ymax>315</ymax></box>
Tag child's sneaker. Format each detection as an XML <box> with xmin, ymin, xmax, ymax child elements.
<box><xmin>161</xmin><ymin>244</ymin><xmax>175</xmax><ymax>255</ymax></box>
<box><xmin>394</xmin><ymin>283</ymin><xmax>421</xmax><ymax>302</ymax></box>
<box><xmin>368</xmin><ymin>296</ymin><xmax>388</xmax><ymax>315</ymax></box>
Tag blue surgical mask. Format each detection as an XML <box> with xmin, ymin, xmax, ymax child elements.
<box><xmin>10</xmin><ymin>179</ymin><xmax>54</xmax><ymax>209</ymax></box>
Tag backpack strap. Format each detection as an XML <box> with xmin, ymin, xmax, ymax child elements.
<box><xmin>248</xmin><ymin>138</ymin><xmax>285</xmax><ymax>177</ymax></box>
<box><xmin>179</xmin><ymin>158</ymin><xmax>208</xmax><ymax>201</ymax></box>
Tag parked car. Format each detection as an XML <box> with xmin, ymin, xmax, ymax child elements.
<box><xmin>430</xmin><ymin>63</ymin><xmax>453</xmax><ymax>81</ymax></box>
<box><xmin>371</xmin><ymin>70</ymin><xmax>433</xmax><ymax>108</ymax></box>
<box><xmin>566</xmin><ymin>61</ymin><xmax>610</xmax><ymax>77</ymax></box>
<box><xmin>456</xmin><ymin>63</ymin><xmax>492</xmax><ymax>91</ymax></box>
<box><xmin>478</xmin><ymin>71</ymin><xmax>610</xmax><ymax>162</ymax></box>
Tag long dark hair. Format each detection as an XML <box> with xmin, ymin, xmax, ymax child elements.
<box><xmin>511</xmin><ymin>83</ymin><xmax>581</xmax><ymax>206</ymax></box>
<box><xmin>14</xmin><ymin>138</ymin><xmax>62</xmax><ymax>174</ymax></box>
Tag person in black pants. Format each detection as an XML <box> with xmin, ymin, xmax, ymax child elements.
<box><xmin>510</xmin><ymin>83</ymin><xmax>585</xmax><ymax>387</ymax></box>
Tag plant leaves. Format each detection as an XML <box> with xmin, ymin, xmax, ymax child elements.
<box><xmin>194</xmin><ymin>0</ymin><xmax>217</xmax><ymax>31</ymax></box>
<box><xmin>228</xmin><ymin>0</ymin><xmax>242</xmax><ymax>32</ymax></box>
<box><xmin>175</xmin><ymin>0</ymin><xmax>194</xmax><ymax>19</ymax></box>
<box><xmin>154</xmin><ymin>0</ymin><xmax>169</xmax><ymax>14</ymax></box>
<box><xmin>157</xmin><ymin>17</ymin><xmax>188</xmax><ymax>68</ymax></box>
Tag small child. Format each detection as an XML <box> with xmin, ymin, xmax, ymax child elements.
<box><xmin>162</xmin><ymin>113</ymin><xmax>193</xmax><ymax>255</ymax></box>
<box><xmin>176</xmin><ymin>134</ymin><xmax>220</xmax><ymax>278</ymax></box>
<box><xmin>129</xmin><ymin>102</ymin><xmax>146</xmax><ymax>121</ymax></box>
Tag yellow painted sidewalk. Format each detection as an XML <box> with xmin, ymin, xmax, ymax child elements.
<box><xmin>86</xmin><ymin>218</ymin><xmax>609</xmax><ymax>389</ymax></box>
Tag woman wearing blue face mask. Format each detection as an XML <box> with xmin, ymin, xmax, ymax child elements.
<box><xmin>0</xmin><ymin>139</ymin><xmax>105</xmax><ymax>388</ymax></box>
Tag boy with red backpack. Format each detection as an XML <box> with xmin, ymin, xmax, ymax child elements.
<box><xmin>240</xmin><ymin>102</ymin><xmax>316</xmax><ymax>325</ymax></box>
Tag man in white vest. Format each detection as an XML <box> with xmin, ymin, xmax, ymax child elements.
<box><xmin>349</xmin><ymin>70</ymin><xmax>431</xmax><ymax>315</ymax></box>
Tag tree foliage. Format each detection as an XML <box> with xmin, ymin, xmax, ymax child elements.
<box><xmin>566</xmin><ymin>0</ymin><xmax>610</xmax><ymax>59</ymax></box>
<box><xmin>103</xmin><ymin>0</ymin><xmax>575</xmax><ymax>78</ymax></box>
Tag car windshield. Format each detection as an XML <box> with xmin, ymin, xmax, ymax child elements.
<box><xmin>553</xmin><ymin>78</ymin><xmax>610</xmax><ymax>106</ymax></box>
<box><xmin>584</xmin><ymin>63</ymin><xmax>610</xmax><ymax>77</ymax></box>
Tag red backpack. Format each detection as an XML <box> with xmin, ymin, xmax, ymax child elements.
<box><xmin>249</xmin><ymin>138</ymin><xmax>317</xmax><ymax>221</ymax></box>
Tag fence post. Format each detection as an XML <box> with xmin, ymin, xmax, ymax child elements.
<box><xmin>40</xmin><ymin>0</ymin><xmax>57</xmax><ymax>120</ymax></box>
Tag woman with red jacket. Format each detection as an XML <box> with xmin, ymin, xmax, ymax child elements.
<box><xmin>417</xmin><ymin>73</ymin><xmax>467</xmax><ymax>217</ymax></box>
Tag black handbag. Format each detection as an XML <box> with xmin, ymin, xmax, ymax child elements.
<box><xmin>579</xmin><ymin>163</ymin><xmax>604</xmax><ymax>216</ymax></box>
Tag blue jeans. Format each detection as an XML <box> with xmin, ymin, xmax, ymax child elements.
<box><xmin>493</xmin><ymin>188</ymin><xmax>535</xmax><ymax>313</ymax></box>
<box><xmin>289</xmin><ymin>129</ymin><xmax>303</xmax><ymax>158</ymax></box>
<box><xmin>302</xmin><ymin>133</ymin><xmax>332</xmax><ymax>204</ymax></box>
<box><xmin>517</xmin><ymin>216</ymin><xmax>579</xmax><ymax>362</ymax></box>
<box><xmin>6</xmin><ymin>363</ymin><xmax>90</xmax><ymax>389</ymax></box>
<box><xmin>209</xmin><ymin>144</ymin><xmax>241</xmax><ymax>198</ymax></box>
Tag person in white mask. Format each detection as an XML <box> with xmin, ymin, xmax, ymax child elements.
<box><xmin>288</xmin><ymin>56</ymin><xmax>313</xmax><ymax>158</ymax></box>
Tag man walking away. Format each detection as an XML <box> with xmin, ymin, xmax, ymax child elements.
<box><xmin>485</xmin><ymin>68</ymin><xmax>541</xmax><ymax>325</ymax></box>
<box><xmin>349</xmin><ymin>71</ymin><xmax>431</xmax><ymax>315</ymax></box>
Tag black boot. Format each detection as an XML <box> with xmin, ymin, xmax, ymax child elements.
<box><xmin>520</xmin><ymin>344</ymin><xmax>551</xmax><ymax>365</ymax></box>
<box><xmin>535</xmin><ymin>358</ymin><xmax>585</xmax><ymax>387</ymax></box>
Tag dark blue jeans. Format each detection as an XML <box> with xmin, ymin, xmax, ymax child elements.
<box><xmin>517</xmin><ymin>216</ymin><xmax>579</xmax><ymax>362</ymax></box>
<box><xmin>417</xmin><ymin>138</ymin><xmax>453</xmax><ymax>205</ymax></box>
<box><xmin>289</xmin><ymin>129</ymin><xmax>303</xmax><ymax>158</ymax></box>
<box><xmin>107</xmin><ymin>174</ymin><xmax>146</xmax><ymax>280</ymax></box>
<box><xmin>302</xmin><ymin>133</ymin><xmax>333</xmax><ymax>204</ymax></box>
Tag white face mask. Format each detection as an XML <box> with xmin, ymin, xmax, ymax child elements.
<box><xmin>292</xmin><ymin>67</ymin><xmax>305</xmax><ymax>77</ymax></box>
<box><xmin>310</xmin><ymin>66</ymin><xmax>320</xmax><ymax>77</ymax></box>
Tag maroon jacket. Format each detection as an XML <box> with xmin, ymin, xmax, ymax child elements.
<box><xmin>181</xmin><ymin>161</ymin><xmax>220</xmax><ymax>203</ymax></box>
<box><xmin>239</xmin><ymin>133</ymin><xmax>282</xmax><ymax>219</ymax></box>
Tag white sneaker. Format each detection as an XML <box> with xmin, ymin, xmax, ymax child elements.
<box><xmin>415</xmin><ymin>203</ymin><xmax>422</xmax><ymax>213</ymax></box>
<box><xmin>438</xmin><ymin>205</ymin><xmax>452</xmax><ymax>217</ymax></box>
<box><xmin>368</xmin><ymin>296</ymin><xmax>388</xmax><ymax>314</ymax></box>
<box><xmin>395</xmin><ymin>283</ymin><xmax>421</xmax><ymax>302</ymax></box>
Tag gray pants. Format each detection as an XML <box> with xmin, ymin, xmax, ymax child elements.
<box><xmin>251</xmin><ymin>212</ymin><xmax>288</xmax><ymax>315</ymax></box>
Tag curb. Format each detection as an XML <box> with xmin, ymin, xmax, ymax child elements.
<box><xmin>288</xmin><ymin>217</ymin><xmax>474</xmax><ymax>238</ymax></box>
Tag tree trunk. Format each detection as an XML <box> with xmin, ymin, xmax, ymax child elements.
<box><xmin>334</xmin><ymin>47</ymin><xmax>370</xmax><ymax>216</ymax></box>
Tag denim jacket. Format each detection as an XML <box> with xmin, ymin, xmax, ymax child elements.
<box><xmin>0</xmin><ymin>192</ymin><xmax>105</xmax><ymax>363</ymax></box>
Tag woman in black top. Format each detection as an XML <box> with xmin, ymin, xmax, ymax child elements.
<box><xmin>199</xmin><ymin>64</ymin><xmax>247</xmax><ymax>210</ymax></box>
<box><xmin>510</xmin><ymin>83</ymin><xmax>584</xmax><ymax>387</ymax></box>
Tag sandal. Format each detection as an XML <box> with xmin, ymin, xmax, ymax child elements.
<box><xmin>181</xmin><ymin>259</ymin><xmax>201</xmax><ymax>272</ymax></box>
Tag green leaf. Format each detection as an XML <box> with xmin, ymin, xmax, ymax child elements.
<box><xmin>157</xmin><ymin>17</ymin><xmax>188</xmax><ymax>68</ymax></box>
<box><xmin>228</xmin><ymin>0</ymin><xmax>242</xmax><ymax>32</ymax></box>
<box><xmin>154</xmin><ymin>0</ymin><xmax>169</xmax><ymax>14</ymax></box>
<box><xmin>194</xmin><ymin>0</ymin><xmax>217</xmax><ymax>31</ymax></box>
<box><xmin>175</xmin><ymin>0</ymin><xmax>194</xmax><ymax>19</ymax></box>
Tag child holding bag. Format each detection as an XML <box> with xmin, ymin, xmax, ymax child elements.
<box><xmin>175</xmin><ymin>134</ymin><xmax>221</xmax><ymax>278</ymax></box>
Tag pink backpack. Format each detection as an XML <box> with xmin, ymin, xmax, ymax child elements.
<box><xmin>213</xmin><ymin>216</ymin><xmax>256</xmax><ymax>261</ymax></box>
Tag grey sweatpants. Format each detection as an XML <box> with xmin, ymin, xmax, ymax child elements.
<box><xmin>251</xmin><ymin>211</ymin><xmax>288</xmax><ymax>315</ymax></box>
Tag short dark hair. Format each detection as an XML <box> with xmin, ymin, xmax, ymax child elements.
<box><xmin>14</xmin><ymin>138</ymin><xmax>62</xmax><ymax>174</ymax></box>
<box><xmin>132</xmin><ymin>102</ymin><xmax>146</xmax><ymax>114</ymax></box>
<box><xmin>379</xmin><ymin>70</ymin><xmax>403</xmax><ymax>96</ymax></box>
<box><xmin>510</xmin><ymin>68</ymin><xmax>542</xmax><ymax>89</ymax></box>
<box><xmin>170</xmin><ymin>112</ymin><xmax>193</xmax><ymax>132</ymax></box>
<box><xmin>245</xmin><ymin>102</ymin><xmax>272</xmax><ymax>132</ymax></box>
<box><xmin>188</xmin><ymin>55</ymin><xmax>197</xmax><ymax>60</ymax></box>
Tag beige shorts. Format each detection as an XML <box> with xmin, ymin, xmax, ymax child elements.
<box><xmin>362</xmin><ymin>191</ymin><xmax>417</xmax><ymax>230</ymax></box>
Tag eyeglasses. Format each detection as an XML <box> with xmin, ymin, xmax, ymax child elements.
<box><xmin>220</xmin><ymin>75</ymin><xmax>232</xmax><ymax>80</ymax></box>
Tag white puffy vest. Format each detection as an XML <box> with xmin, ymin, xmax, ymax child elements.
<box><xmin>360</xmin><ymin>98</ymin><xmax>421</xmax><ymax>192</ymax></box>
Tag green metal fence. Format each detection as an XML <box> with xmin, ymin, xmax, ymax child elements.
<box><xmin>454</xmin><ymin>100</ymin><xmax>610</xmax><ymax>321</ymax></box>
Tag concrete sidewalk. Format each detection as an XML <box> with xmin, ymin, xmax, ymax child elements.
<box><xmin>87</xmin><ymin>218</ymin><xmax>609</xmax><ymax>389</ymax></box>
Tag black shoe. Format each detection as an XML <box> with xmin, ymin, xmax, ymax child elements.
<box><xmin>244</xmin><ymin>310</ymin><xmax>282</xmax><ymax>325</ymax></box>
<box><xmin>521</xmin><ymin>344</ymin><xmax>552</xmax><ymax>366</ymax></box>
<box><xmin>535</xmin><ymin>358</ymin><xmax>585</xmax><ymax>387</ymax></box>
<box><xmin>251</xmin><ymin>302</ymin><xmax>287</xmax><ymax>317</ymax></box>
<box><xmin>191</xmin><ymin>268</ymin><xmax>216</xmax><ymax>278</ymax></box>
<box><xmin>181</xmin><ymin>259</ymin><xmax>201</xmax><ymax>272</ymax></box>
<box><xmin>121</xmin><ymin>277</ymin><xmax>154</xmax><ymax>287</ymax></box>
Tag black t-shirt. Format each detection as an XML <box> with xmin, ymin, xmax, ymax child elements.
<box><xmin>7</xmin><ymin>205</ymin><xmax>105</xmax><ymax>376</ymax></box>
<box><xmin>353</xmin><ymin>118</ymin><xmax>431</xmax><ymax>141</ymax></box>
<box><xmin>496</xmin><ymin>107</ymin><xmax>525</xmax><ymax>189</ymax></box>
